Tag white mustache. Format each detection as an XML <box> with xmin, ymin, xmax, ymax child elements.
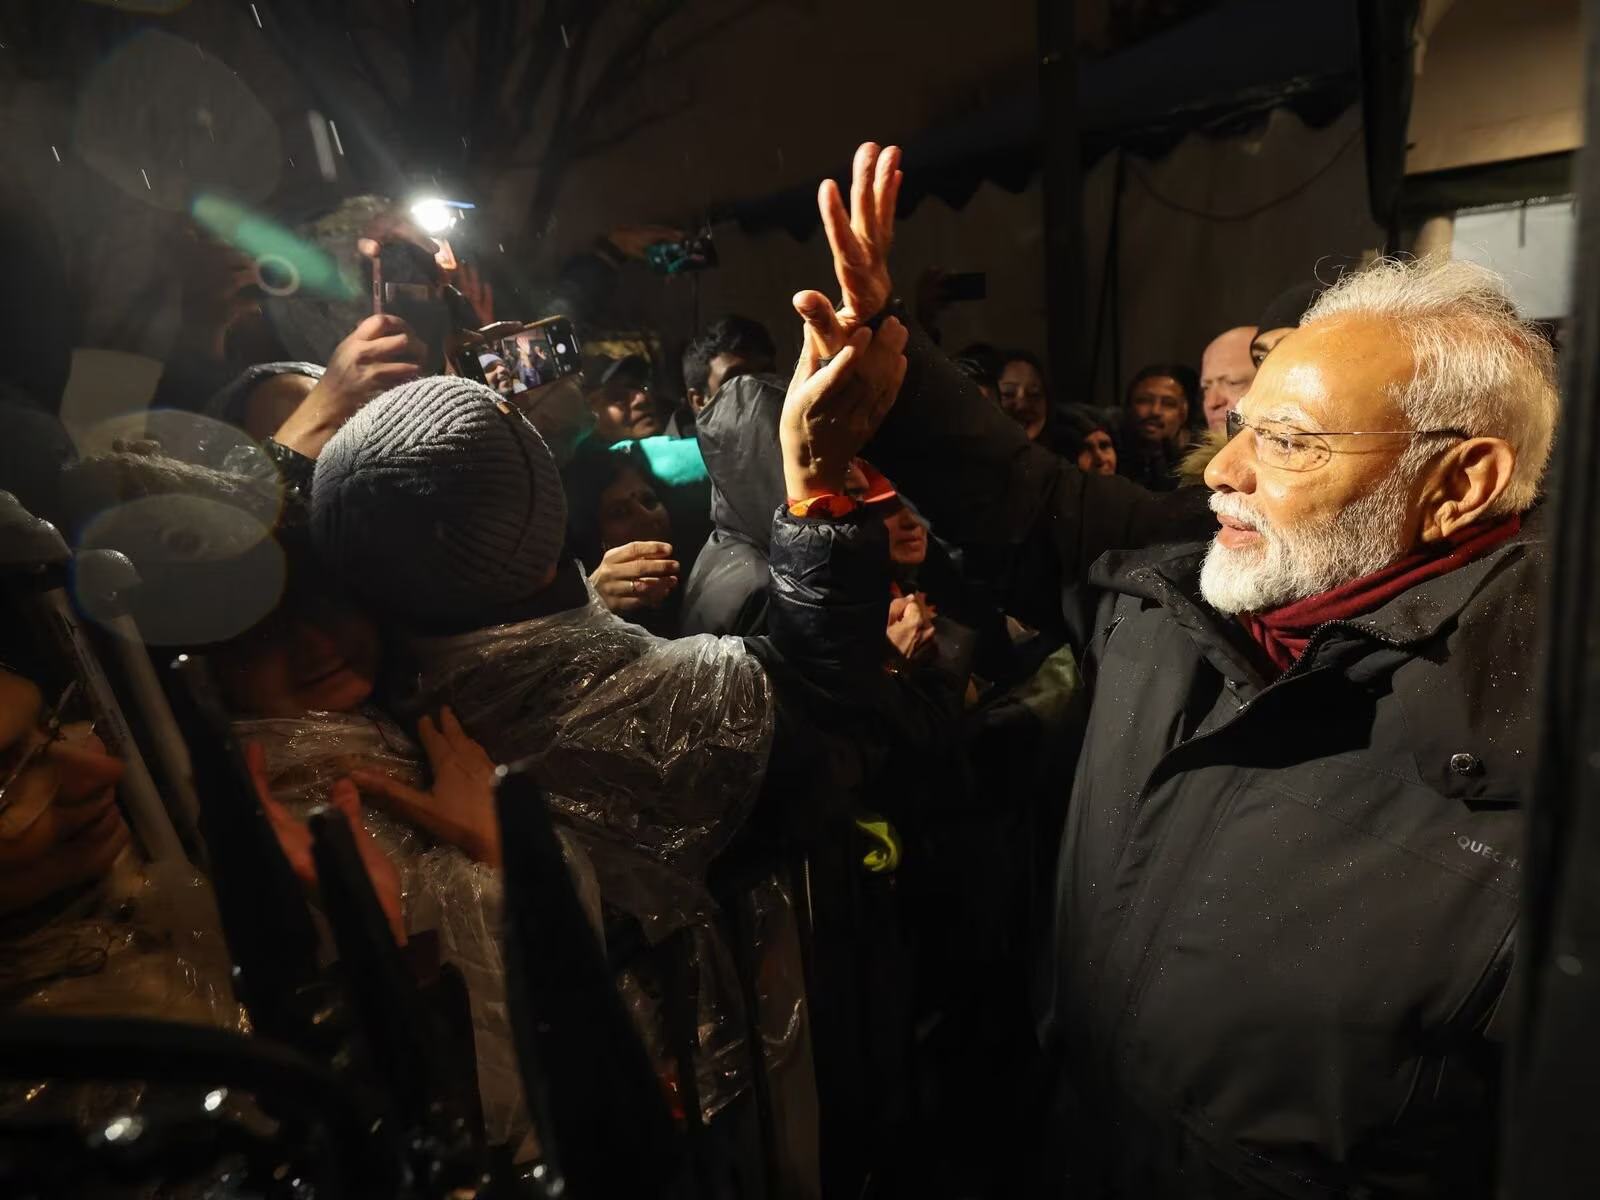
<box><xmin>1209</xmin><ymin>491</ymin><xmax>1272</xmax><ymax>537</ymax></box>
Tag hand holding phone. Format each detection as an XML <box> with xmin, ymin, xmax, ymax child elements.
<box><xmin>273</xmin><ymin>313</ymin><xmax>426</xmax><ymax>457</ymax></box>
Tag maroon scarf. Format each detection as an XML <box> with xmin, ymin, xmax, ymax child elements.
<box><xmin>1238</xmin><ymin>515</ymin><xmax>1522</xmax><ymax>675</ymax></box>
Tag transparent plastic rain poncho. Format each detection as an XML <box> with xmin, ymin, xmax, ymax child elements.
<box><xmin>237</xmin><ymin>707</ymin><xmax>602</xmax><ymax>1149</ymax></box>
<box><xmin>0</xmin><ymin>856</ymin><xmax>243</xmax><ymax>1027</ymax></box>
<box><xmin>0</xmin><ymin>846</ymin><xmax>248</xmax><ymax>1180</ymax></box>
<box><xmin>394</xmin><ymin>577</ymin><xmax>776</xmax><ymax>942</ymax></box>
<box><xmin>392</xmin><ymin>582</ymin><xmax>818</xmax><ymax>1141</ymax></box>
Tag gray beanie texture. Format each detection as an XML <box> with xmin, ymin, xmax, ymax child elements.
<box><xmin>311</xmin><ymin>376</ymin><xmax>568</xmax><ymax>624</ymax></box>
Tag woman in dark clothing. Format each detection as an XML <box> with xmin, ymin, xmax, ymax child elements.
<box><xmin>561</xmin><ymin>437</ymin><xmax>686</xmax><ymax>637</ymax></box>
<box><xmin>996</xmin><ymin>350</ymin><xmax>1051</xmax><ymax>443</ymax></box>
<box><xmin>1055</xmin><ymin>405</ymin><xmax>1120</xmax><ymax>477</ymax></box>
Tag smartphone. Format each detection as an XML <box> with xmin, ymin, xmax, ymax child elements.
<box><xmin>496</xmin><ymin>316</ymin><xmax>582</xmax><ymax>387</ymax></box>
<box><xmin>937</xmin><ymin>271</ymin><xmax>987</xmax><ymax>303</ymax></box>
<box><xmin>644</xmin><ymin>236</ymin><xmax>718</xmax><ymax>275</ymax></box>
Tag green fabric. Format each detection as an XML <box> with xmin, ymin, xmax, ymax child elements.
<box><xmin>634</xmin><ymin>435</ymin><xmax>708</xmax><ymax>488</ymax></box>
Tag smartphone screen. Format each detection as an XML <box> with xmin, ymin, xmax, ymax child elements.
<box><xmin>496</xmin><ymin>317</ymin><xmax>582</xmax><ymax>388</ymax></box>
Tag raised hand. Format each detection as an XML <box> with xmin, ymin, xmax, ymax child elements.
<box><xmin>780</xmin><ymin>315</ymin><xmax>909</xmax><ymax>502</ymax></box>
<box><xmin>814</xmin><ymin>142</ymin><xmax>903</xmax><ymax>344</ymax></box>
<box><xmin>589</xmin><ymin>541</ymin><xmax>680</xmax><ymax>614</ymax></box>
<box><xmin>347</xmin><ymin>707</ymin><xmax>501</xmax><ymax>867</ymax></box>
<box><xmin>272</xmin><ymin>313</ymin><xmax>428</xmax><ymax>457</ymax></box>
<box><xmin>248</xmin><ymin>740</ymin><xmax>406</xmax><ymax>943</ymax></box>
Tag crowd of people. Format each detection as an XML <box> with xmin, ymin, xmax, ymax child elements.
<box><xmin>0</xmin><ymin>137</ymin><xmax>1559</xmax><ymax>1199</ymax></box>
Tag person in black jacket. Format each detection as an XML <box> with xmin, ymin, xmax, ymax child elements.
<box><xmin>799</xmin><ymin>141</ymin><xmax>1558</xmax><ymax>1200</ymax></box>
<box><xmin>1119</xmin><ymin>363</ymin><xmax>1197</xmax><ymax>492</ymax></box>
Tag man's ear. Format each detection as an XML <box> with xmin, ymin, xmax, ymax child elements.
<box><xmin>1418</xmin><ymin>438</ymin><xmax>1518</xmax><ymax>542</ymax></box>
<box><xmin>688</xmin><ymin>388</ymin><xmax>707</xmax><ymax>414</ymax></box>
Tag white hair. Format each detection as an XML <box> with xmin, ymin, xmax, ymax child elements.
<box><xmin>1299</xmin><ymin>255</ymin><xmax>1559</xmax><ymax>517</ymax></box>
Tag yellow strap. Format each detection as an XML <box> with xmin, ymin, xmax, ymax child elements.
<box><xmin>855</xmin><ymin>816</ymin><xmax>902</xmax><ymax>873</ymax></box>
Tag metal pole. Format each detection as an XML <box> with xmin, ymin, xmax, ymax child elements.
<box><xmin>1039</xmin><ymin>0</ymin><xmax>1086</xmax><ymax>404</ymax></box>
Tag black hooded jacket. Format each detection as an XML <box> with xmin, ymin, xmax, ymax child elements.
<box><xmin>680</xmin><ymin>374</ymin><xmax>789</xmax><ymax>637</ymax></box>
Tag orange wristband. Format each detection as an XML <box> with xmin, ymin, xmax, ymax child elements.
<box><xmin>787</xmin><ymin>493</ymin><xmax>860</xmax><ymax>520</ymax></box>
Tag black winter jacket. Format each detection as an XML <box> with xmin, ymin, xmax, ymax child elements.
<box><xmin>867</xmin><ymin>317</ymin><xmax>1535</xmax><ymax>1197</ymax></box>
<box><xmin>1038</xmin><ymin>526</ymin><xmax>1536</xmax><ymax>1198</ymax></box>
<box><xmin>681</xmin><ymin>374</ymin><xmax>789</xmax><ymax>637</ymax></box>
<box><xmin>864</xmin><ymin>322</ymin><xmax>1214</xmax><ymax>639</ymax></box>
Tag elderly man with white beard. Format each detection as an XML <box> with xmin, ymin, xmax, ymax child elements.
<box><xmin>801</xmin><ymin>143</ymin><xmax>1556</xmax><ymax>1200</ymax></box>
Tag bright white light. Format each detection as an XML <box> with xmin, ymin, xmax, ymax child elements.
<box><xmin>410</xmin><ymin>197</ymin><xmax>456</xmax><ymax>234</ymax></box>
<box><xmin>104</xmin><ymin>1116</ymin><xmax>134</xmax><ymax>1142</ymax></box>
<box><xmin>204</xmin><ymin>1089</ymin><xmax>226</xmax><ymax>1112</ymax></box>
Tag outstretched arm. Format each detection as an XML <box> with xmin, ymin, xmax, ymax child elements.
<box><xmin>799</xmin><ymin>142</ymin><xmax>1212</xmax><ymax>595</ymax></box>
<box><xmin>764</xmin><ymin>309</ymin><xmax>909</xmax><ymax>678</ymax></box>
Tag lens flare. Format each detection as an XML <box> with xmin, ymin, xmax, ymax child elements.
<box><xmin>76</xmin><ymin>495</ymin><xmax>286</xmax><ymax>647</ymax></box>
<box><xmin>75</xmin><ymin>30</ymin><xmax>280</xmax><ymax>210</ymax></box>
<box><xmin>410</xmin><ymin>198</ymin><xmax>457</xmax><ymax>235</ymax></box>
<box><xmin>191</xmin><ymin>194</ymin><xmax>357</xmax><ymax>302</ymax></box>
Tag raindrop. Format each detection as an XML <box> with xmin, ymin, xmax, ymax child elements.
<box><xmin>560</xmin><ymin>25</ymin><xmax>570</xmax><ymax>48</ymax></box>
<box><xmin>250</xmin><ymin>3</ymin><xmax>262</xmax><ymax>29</ymax></box>
<box><xmin>329</xmin><ymin>121</ymin><xmax>345</xmax><ymax>156</ymax></box>
<box><xmin>140</xmin><ymin>167</ymin><xmax>151</xmax><ymax>190</ymax></box>
<box><xmin>307</xmin><ymin>111</ymin><xmax>336</xmax><ymax>181</ymax></box>
<box><xmin>50</xmin><ymin>145</ymin><xmax>60</xmax><ymax>163</ymax></box>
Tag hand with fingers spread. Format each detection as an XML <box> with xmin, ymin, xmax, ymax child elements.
<box><xmin>347</xmin><ymin>707</ymin><xmax>501</xmax><ymax>867</ymax></box>
<box><xmin>590</xmin><ymin>541</ymin><xmax>681</xmax><ymax>615</ymax></box>
<box><xmin>781</xmin><ymin>315</ymin><xmax>910</xmax><ymax>501</ymax></box>
<box><xmin>803</xmin><ymin>142</ymin><xmax>903</xmax><ymax>357</ymax></box>
<box><xmin>248</xmin><ymin>741</ymin><xmax>407</xmax><ymax>944</ymax></box>
<box><xmin>273</xmin><ymin>313</ymin><xmax>429</xmax><ymax>458</ymax></box>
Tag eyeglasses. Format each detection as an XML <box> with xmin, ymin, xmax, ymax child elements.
<box><xmin>1224</xmin><ymin>410</ymin><xmax>1470</xmax><ymax>472</ymax></box>
<box><xmin>0</xmin><ymin>680</ymin><xmax>85</xmax><ymax>819</ymax></box>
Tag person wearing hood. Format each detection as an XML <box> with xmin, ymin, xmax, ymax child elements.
<box><xmin>679</xmin><ymin>373</ymin><xmax>790</xmax><ymax>637</ymax></box>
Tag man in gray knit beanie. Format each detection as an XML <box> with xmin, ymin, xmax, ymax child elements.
<box><xmin>311</xmin><ymin>375</ymin><xmax>569</xmax><ymax>627</ymax></box>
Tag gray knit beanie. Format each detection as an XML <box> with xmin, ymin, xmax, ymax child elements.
<box><xmin>311</xmin><ymin>376</ymin><xmax>568</xmax><ymax>625</ymax></box>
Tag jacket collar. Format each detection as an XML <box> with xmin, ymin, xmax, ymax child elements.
<box><xmin>1092</xmin><ymin>511</ymin><xmax>1543</xmax><ymax>666</ymax></box>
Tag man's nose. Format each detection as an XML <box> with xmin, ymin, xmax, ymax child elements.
<box><xmin>52</xmin><ymin>740</ymin><xmax>126</xmax><ymax>797</ymax></box>
<box><xmin>1204</xmin><ymin>423</ymin><xmax>1256</xmax><ymax>493</ymax></box>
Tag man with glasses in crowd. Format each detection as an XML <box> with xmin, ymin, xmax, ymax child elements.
<box><xmin>800</xmin><ymin>141</ymin><xmax>1555</xmax><ymax>1199</ymax></box>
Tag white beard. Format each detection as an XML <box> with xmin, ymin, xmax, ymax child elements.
<box><xmin>1198</xmin><ymin>468</ymin><xmax>1419</xmax><ymax>616</ymax></box>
